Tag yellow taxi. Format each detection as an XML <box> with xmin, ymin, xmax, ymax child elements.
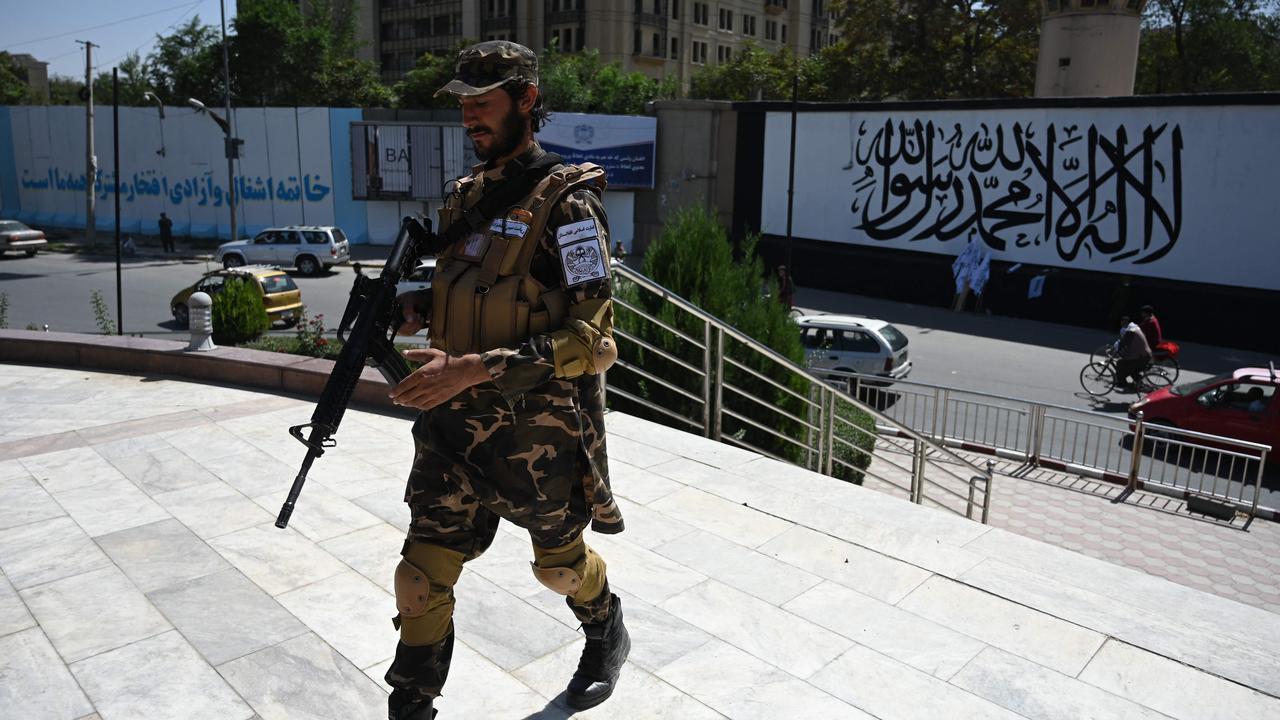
<box><xmin>170</xmin><ymin>265</ymin><xmax>303</xmax><ymax>327</ymax></box>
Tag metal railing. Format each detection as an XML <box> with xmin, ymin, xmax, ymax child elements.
<box><xmin>832</xmin><ymin>371</ymin><xmax>1272</xmax><ymax>520</ymax></box>
<box><xmin>606</xmin><ymin>263</ymin><xmax>993</xmax><ymax>523</ymax></box>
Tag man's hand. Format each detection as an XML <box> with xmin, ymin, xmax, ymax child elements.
<box><xmin>389</xmin><ymin>348</ymin><xmax>490</xmax><ymax>411</ymax></box>
<box><xmin>396</xmin><ymin>291</ymin><xmax>430</xmax><ymax>336</ymax></box>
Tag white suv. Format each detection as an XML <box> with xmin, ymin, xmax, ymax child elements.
<box><xmin>218</xmin><ymin>225</ymin><xmax>351</xmax><ymax>275</ymax></box>
<box><xmin>797</xmin><ymin>314</ymin><xmax>911</xmax><ymax>384</ymax></box>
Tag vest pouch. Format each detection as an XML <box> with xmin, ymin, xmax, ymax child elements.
<box><xmin>529</xmin><ymin>309</ymin><xmax>550</xmax><ymax>335</ymax></box>
<box><xmin>429</xmin><ymin>259</ymin><xmax>471</xmax><ymax>353</ymax></box>
<box><xmin>478</xmin><ymin>274</ymin><xmax>525</xmax><ymax>351</ymax></box>
<box><xmin>446</xmin><ymin>266</ymin><xmax>482</xmax><ymax>354</ymax></box>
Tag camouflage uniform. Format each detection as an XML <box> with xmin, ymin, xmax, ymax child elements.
<box><xmin>385</xmin><ymin>142</ymin><xmax>625</xmax><ymax>705</ymax></box>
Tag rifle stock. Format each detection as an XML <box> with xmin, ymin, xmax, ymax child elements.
<box><xmin>275</xmin><ymin>215</ymin><xmax>438</xmax><ymax>529</ymax></box>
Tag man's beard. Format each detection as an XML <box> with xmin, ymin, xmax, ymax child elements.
<box><xmin>471</xmin><ymin>106</ymin><xmax>528</xmax><ymax>161</ymax></box>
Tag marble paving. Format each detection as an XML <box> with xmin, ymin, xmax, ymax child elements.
<box><xmin>2</xmin><ymin>363</ymin><xmax>1279</xmax><ymax>719</ymax></box>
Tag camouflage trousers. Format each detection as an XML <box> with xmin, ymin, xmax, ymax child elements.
<box><xmin>386</xmin><ymin>381</ymin><xmax>613</xmax><ymax>701</ymax></box>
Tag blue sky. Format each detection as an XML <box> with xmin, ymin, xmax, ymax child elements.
<box><xmin>1</xmin><ymin>0</ymin><xmax>235</xmax><ymax>79</ymax></box>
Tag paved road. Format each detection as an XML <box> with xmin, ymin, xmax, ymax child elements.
<box><xmin>0</xmin><ymin>252</ymin><xmax>360</xmax><ymax>336</ymax></box>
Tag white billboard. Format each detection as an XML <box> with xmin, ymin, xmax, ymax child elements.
<box><xmin>761</xmin><ymin>106</ymin><xmax>1280</xmax><ymax>291</ymax></box>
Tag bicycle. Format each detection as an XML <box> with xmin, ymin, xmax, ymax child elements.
<box><xmin>1079</xmin><ymin>355</ymin><xmax>1174</xmax><ymax>397</ymax></box>
<box><xmin>1089</xmin><ymin>341</ymin><xmax>1180</xmax><ymax>383</ymax></box>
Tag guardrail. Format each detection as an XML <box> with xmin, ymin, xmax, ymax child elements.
<box><xmin>829</xmin><ymin>370</ymin><xmax>1271</xmax><ymax>520</ymax></box>
<box><xmin>606</xmin><ymin>263</ymin><xmax>993</xmax><ymax>523</ymax></box>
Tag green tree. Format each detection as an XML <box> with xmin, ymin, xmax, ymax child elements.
<box><xmin>1137</xmin><ymin>0</ymin><xmax>1280</xmax><ymax>93</ymax></box>
<box><xmin>231</xmin><ymin>0</ymin><xmax>391</xmax><ymax>106</ymax></box>
<box><xmin>827</xmin><ymin>0</ymin><xmax>1040</xmax><ymax>100</ymax></box>
<box><xmin>538</xmin><ymin>48</ymin><xmax>678</xmax><ymax>114</ymax></box>
<box><xmin>146</xmin><ymin>17</ymin><xmax>223</xmax><ymax>105</ymax></box>
<box><xmin>48</xmin><ymin>76</ymin><xmax>82</xmax><ymax>105</ymax></box>
<box><xmin>91</xmin><ymin>53</ymin><xmax>153</xmax><ymax>107</ymax></box>
<box><xmin>0</xmin><ymin>52</ymin><xmax>35</xmax><ymax>104</ymax></box>
<box><xmin>393</xmin><ymin>41</ymin><xmax>469</xmax><ymax>110</ymax></box>
<box><xmin>689</xmin><ymin>43</ymin><xmax>800</xmax><ymax>101</ymax></box>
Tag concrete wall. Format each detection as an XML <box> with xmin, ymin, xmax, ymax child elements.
<box><xmin>633</xmin><ymin>99</ymin><xmax>736</xmax><ymax>256</ymax></box>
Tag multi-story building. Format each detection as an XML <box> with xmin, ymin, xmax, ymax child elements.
<box><xmin>354</xmin><ymin>0</ymin><xmax>841</xmax><ymax>89</ymax></box>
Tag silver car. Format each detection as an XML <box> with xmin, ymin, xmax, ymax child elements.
<box><xmin>218</xmin><ymin>225</ymin><xmax>351</xmax><ymax>275</ymax></box>
<box><xmin>797</xmin><ymin>314</ymin><xmax>911</xmax><ymax>384</ymax></box>
<box><xmin>0</xmin><ymin>220</ymin><xmax>47</xmax><ymax>257</ymax></box>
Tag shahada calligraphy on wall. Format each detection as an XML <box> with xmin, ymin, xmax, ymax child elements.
<box><xmin>760</xmin><ymin>106</ymin><xmax>1280</xmax><ymax>292</ymax></box>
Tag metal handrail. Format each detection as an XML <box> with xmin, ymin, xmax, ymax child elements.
<box><xmin>827</xmin><ymin>368</ymin><xmax>1272</xmax><ymax>519</ymax></box>
<box><xmin>609</xmin><ymin>262</ymin><xmax>993</xmax><ymax>522</ymax></box>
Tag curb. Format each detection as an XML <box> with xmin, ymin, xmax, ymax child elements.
<box><xmin>0</xmin><ymin>329</ymin><xmax>408</xmax><ymax>418</ymax></box>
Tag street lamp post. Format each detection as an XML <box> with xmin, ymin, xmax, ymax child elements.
<box><xmin>188</xmin><ymin>98</ymin><xmax>242</xmax><ymax>242</ymax></box>
<box><xmin>141</xmin><ymin>92</ymin><xmax>166</xmax><ymax>157</ymax></box>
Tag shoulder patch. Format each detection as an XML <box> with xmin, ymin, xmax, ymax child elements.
<box><xmin>556</xmin><ymin>218</ymin><xmax>608</xmax><ymax>287</ymax></box>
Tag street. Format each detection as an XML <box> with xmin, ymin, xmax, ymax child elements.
<box><xmin>4</xmin><ymin>251</ymin><xmax>1275</xmax><ymax>416</ymax></box>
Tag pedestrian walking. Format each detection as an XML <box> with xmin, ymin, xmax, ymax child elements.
<box><xmin>383</xmin><ymin>40</ymin><xmax>629</xmax><ymax>720</ymax></box>
<box><xmin>158</xmin><ymin>212</ymin><xmax>174</xmax><ymax>253</ymax></box>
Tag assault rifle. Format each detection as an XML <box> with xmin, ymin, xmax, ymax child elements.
<box><xmin>275</xmin><ymin>215</ymin><xmax>437</xmax><ymax>529</ymax></box>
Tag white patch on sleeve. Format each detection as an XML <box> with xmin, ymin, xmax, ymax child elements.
<box><xmin>556</xmin><ymin>218</ymin><xmax>600</xmax><ymax>247</ymax></box>
<box><xmin>489</xmin><ymin>218</ymin><xmax>529</xmax><ymax>237</ymax></box>
<box><xmin>559</xmin><ymin>234</ymin><xmax>608</xmax><ymax>287</ymax></box>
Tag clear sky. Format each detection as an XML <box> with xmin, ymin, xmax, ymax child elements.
<box><xmin>1</xmin><ymin>0</ymin><xmax>236</xmax><ymax>80</ymax></box>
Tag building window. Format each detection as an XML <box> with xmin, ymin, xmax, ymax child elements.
<box><xmin>564</xmin><ymin>28</ymin><xmax>573</xmax><ymax>49</ymax></box>
<box><xmin>693</xmin><ymin>2</ymin><xmax>708</xmax><ymax>25</ymax></box>
<box><xmin>671</xmin><ymin>0</ymin><xmax>679</xmax><ymax>19</ymax></box>
<box><xmin>634</xmin><ymin>28</ymin><xmax>641</xmax><ymax>54</ymax></box>
<box><xmin>717</xmin><ymin>44</ymin><xmax>734</xmax><ymax>64</ymax></box>
<box><xmin>653</xmin><ymin>32</ymin><xmax>661</xmax><ymax>55</ymax></box>
<box><xmin>670</xmin><ymin>36</ymin><xmax>679</xmax><ymax>59</ymax></box>
<box><xmin>691</xmin><ymin>39</ymin><xmax>708</xmax><ymax>64</ymax></box>
<box><xmin>381</xmin><ymin>22</ymin><xmax>394</xmax><ymax>42</ymax></box>
<box><xmin>765</xmin><ymin>19</ymin><xmax>777</xmax><ymax>41</ymax></box>
<box><xmin>743</xmin><ymin>14</ymin><xmax>756</xmax><ymax>36</ymax></box>
<box><xmin>718</xmin><ymin>8</ymin><xmax>734</xmax><ymax>31</ymax></box>
<box><xmin>781</xmin><ymin>24</ymin><xmax>787</xmax><ymax>43</ymax></box>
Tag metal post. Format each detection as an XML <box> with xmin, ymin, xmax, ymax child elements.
<box><xmin>982</xmin><ymin>459</ymin><xmax>994</xmax><ymax>524</ymax></box>
<box><xmin>815</xmin><ymin>386</ymin><xmax>826</xmax><ymax>471</ymax></box>
<box><xmin>911</xmin><ymin>437</ymin><xmax>924</xmax><ymax>504</ymax></box>
<box><xmin>1248</xmin><ymin>448</ymin><xmax>1266</xmax><ymax>520</ymax></box>
<box><xmin>1026</xmin><ymin>404</ymin><xmax>1042</xmax><ymax>464</ymax></box>
<box><xmin>931</xmin><ymin>387</ymin><xmax>942</xmax><ymax>439</ymax></box>
<box><xmin>826</xmin><ymin>389</ymin><xmax>836</xmax><ymax>476</ymax></box>
<box><xmin>1127</xmin><ymin>410</ymin><xmax>1146</xmax><ymax>492</ymax></box>
<box><xmin>112</xmin><ymin>67</ymin><xmax>121</xmax><ymax>335</ymax></box>
<box><xmin>220</xmin><ymin>0</ymin><xmax>238</xmax><ymax>243</ymax></box>
<box><xmin>702</xmin><ymin>320</ymin><xmax>712</xmax><ymax>437</ymax></box>
<box><xmin>713</xmin><ymin>327</ymin><xmax>724</xmax><ymax>442</ymax></box>
<box><xmin>784</xmin><ymin>74</ymin><xmax>798</xmax><ymax>269</ymax></box>
<box><xmin>937</xmin><ymin>389</ymin><xmax>950</xmax><ymax>443</ymax></box>
<box><xmin>78</xmin><ymin>40</ymin><xmax>98</xmax><ymax>245</ymax></box>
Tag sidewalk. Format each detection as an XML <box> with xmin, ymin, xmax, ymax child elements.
<box><xmin>2</xmin><ymin>362</ymin><xmax>1279</xmax><ymax>719</ymax></box>
<box><xmin>43</xmin><ymin>230</ymin><xmax>396</xmax><ymax>267</ymax></box>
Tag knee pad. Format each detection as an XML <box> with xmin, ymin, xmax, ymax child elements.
<box><xmin>395</xmin><ymin>542</ymin><xmax>465</xmax><ymax>646</ymax></box>
<box><xmin>530</xmin><ymin>535</ymin><xmax>607</xmax><ymax>602</ymax></box>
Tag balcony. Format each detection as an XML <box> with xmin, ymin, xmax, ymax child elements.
<box><xmin>765</xmin><ymin>0</ymin><xmax>787</xmax><ymax>15</ymax></box>
<box><xmin>634</xmin><ymin>11</ymin><xmax>669</xmax><ymax>28</ymax></box>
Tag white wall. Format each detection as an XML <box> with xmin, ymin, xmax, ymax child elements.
<box><xmin>761</xmin><ymin>106</ymin><xmax>1280</xmax><ymax>291</ymax></box>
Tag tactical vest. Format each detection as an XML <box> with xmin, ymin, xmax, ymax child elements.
<box><xmin>430</xmin><ymin>161</ymin><xmax>607</xmax><ymax>355</ymax></box>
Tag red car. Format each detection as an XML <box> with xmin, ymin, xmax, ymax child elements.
<box><xmin>1129</xmin><ymin>366</ymin><xmax>1279</xmax><ymax>462</ymax></box>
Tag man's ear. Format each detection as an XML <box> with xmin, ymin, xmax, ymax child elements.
<box><xmin>520</xmin><ymin>83</ymin><xmax>538</xmax><ymax>113</ymax></box>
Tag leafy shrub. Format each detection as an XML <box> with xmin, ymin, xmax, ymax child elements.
<box><xmin>211</xmin><ymin>276</ymin><xmax>269</xmax><ymax>345</ymax></box>
<box><xmin>609</xmin><ymin>205</ymin><xmax>876</xmax><ymax>482</ymax></box>
<box><xmin>90</xmin><ymin>290</ymin><xmax>116</xmax><ymax>335</ymax></box>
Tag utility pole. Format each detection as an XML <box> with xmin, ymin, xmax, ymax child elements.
<box><xmin>78</xmin><ymin>40</ymin><xmax>98</xmax><ymax>245</ymax></box>
<box><xmin>219</xmin><ymin>0</ymin><xmax>238</xmax><ymax>242</ymax></box>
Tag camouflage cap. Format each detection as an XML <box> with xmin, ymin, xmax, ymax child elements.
<box><xmin>434</xmin><ymin>40</ymin><xmax>539</xmax><ymax>98</ymax></box>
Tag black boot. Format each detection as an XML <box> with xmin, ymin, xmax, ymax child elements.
<box><xmin>388</xmin><ymin>689</ymin><xmax>435</xmax><ymax>719</ymax></box>
<box><xmin>566</xmin><ymin>594</ymin><xmax>630</xmax><ymax>710</ymax></box>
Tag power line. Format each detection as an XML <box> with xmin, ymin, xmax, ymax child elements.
<box><xmin>95</xmin><ymin>0</ymin><xmax>207</xmax><ymax>70</ymax></box>
<box><xmin>0</xmin><ymin>1</ymin><xmax>204</xmax><ymax>53</ymax></box>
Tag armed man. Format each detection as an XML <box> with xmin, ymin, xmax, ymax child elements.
<box><xmin>384</xmin><ymin>40</ymin><xmax>629</xmax><ymax>719</ymax></box>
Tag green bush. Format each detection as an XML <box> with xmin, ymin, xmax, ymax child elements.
<box><xmin>610</xmin><ymin>205</ymin><xmax>876</xmax><ymax>482</ymax></box>
<box><xmin>211</xmin><ymin>277</ymin><xmax>270</xmax><ymax>345</ymax></box>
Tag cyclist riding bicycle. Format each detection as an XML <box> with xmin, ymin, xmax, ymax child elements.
<box><xmin>1114</xmin><ymin>315</ymin><xmax>1152</xmax><ymax>391</ymax></box>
